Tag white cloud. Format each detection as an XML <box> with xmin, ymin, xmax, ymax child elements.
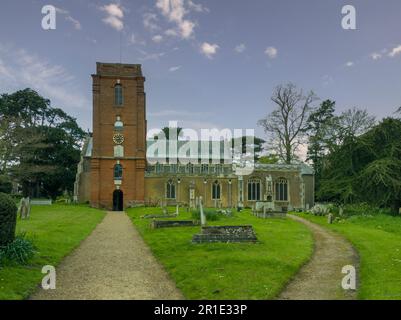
<box><xmin>143</xmin><ymin>12</ymin><xmax>160</xmax><ymax>32</ymax></box>
<box><xmin>235</xmin><ymin>43</ymin><xmax>246</xmax><ymax>53</ymax></box>
<box><xmin>138</xmin><ymin>49</ymin><xmax>166</xmax><ymax>61</ymax></box>
<box><xmin>200</xmin><ymin>42</ymin><xmax>219</xmax><ymax>59</ymax></box>
<box><xmin>155</xmin><ymin>0</ymin><xmax>200</xmax><ymax>39</ymax></box>
<box><xmin>389</xmin><ymin>45</ymin><xmax>401</xmax><ymax>57</ymax></box>
<box><xmin>101</xmin><ymin>3</ymin><xmax>124</xmax><ymax>18</ymax></box>
<box><xmin>129</xmin><ymin>33</ymin><xmax>146</xmax><ymax>46</ymax></box>
<box><xmin>152</xmin><ymin>35</ymin><xmax>164</xmax><ymax>43</ymax></box>
<box><xmin>165</xmin><ymin>28</ymin><xmax>178</xmax><ymax>37</ymax></box>
<box><xmin>265</xmin><ymin>46</ymin><xmax>278</xmax><ymax>59</ymax></box>
<box><xmin>188</xmin><ymin>0</ymin><xmax>209</xmax><ymax>13</ymax></box>
<box><xmin>100</xmin><ymin>3</ymin><xmax>125</xmax><ymax>31</ymax></box>
<box><xmin>56</xmin><ymin>7</ymin><xmax>81</xmax><ymax>30</ymax></box>
<box><xmin>370</xmin><ymin>52</ymin><xmax>382</xmax><ymax>60</ymax></box>
<box><xmin>169</xmin><ymin>66</ymin><xmax>181</xmax><ymax>72</ymax></box>
<box><xmin>0</xmin><ymin>44</ymin><xmax>89</xmax><ymax>110</ymax></box>
<box><xmin>345</xmin><ymin>61</ymin><xmax>354</xmax><ymax>67</ymax></box>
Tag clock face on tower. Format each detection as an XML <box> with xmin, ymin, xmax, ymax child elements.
<box><xmin>113</xmin><ymin>133</ymin><xmax>125</xmax><ymax>145</ymax></box>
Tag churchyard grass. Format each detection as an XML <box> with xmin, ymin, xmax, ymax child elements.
<box><xmin>0</xmin><ymin>204</ymin><xmax>105</xmax><ymax>300</ymax></box>
<box><xmin>127</xmin><ymin>207</ymin><xmax>313</xmax><ymax>299</ymax></box>
<box><xmin>294</xmin><ymin>213</ymin><xmax>401</xmax><ymax>299</ymax></box>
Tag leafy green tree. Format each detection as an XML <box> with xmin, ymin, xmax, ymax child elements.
<box><xmin>0</xmin><ymin>89</ymin><xmax>85</xmax><ymax>198</ymax></box>
<box><xmin>318</xmin><ymin>117</ymin><xmax>401</xmax><ymax>212</ymax></box>
<box><xmin>258</xmin><ymin>154</ymin><xmax>279</xmax><ymax>164</ymax></box>
<box><xmin>306</xmin><ymin>100</ymin><xmax>336</xmax><ymax>189</ymax></box>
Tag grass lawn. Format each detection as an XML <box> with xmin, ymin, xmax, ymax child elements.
<box><xmin>127</xmin><ymin>207</ymin><xmax>313</xmax><ymax>300</ymax></box>
<box><xmin>0</xmin><ymin>204</ymin><xmax>105</xmax><ymax>300</ymax></box>
<box><xmin>294</xmin><ymin>213</ymin><xmax>401</xmax><ymax>300</ymax></box>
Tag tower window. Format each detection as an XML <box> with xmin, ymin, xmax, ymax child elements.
<box><xmin>115</xmin><ymin>84</ymin><xmax>123</xmax><ymax>106</ymax></box>
<box><xmin>114</xmin><ymin>164</ymin><xmax>123</xmax><ymax>180</ymax></box>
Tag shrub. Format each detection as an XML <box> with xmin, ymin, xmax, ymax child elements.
<box><xmin>191</xmin><ymin>209</ymin><xmax>220</xmax><ymax>221</ymax></box>
<box><xmin>0</xmin><ymin>175</ymin><xmax>12</xmax><ymax>194</ymax></box>
<box><xmin>0</xmin><ymin>233</ymin><xmax>36</xmax><ymax>266</ymax></box>
<box><xmin>0</xmin><ymin>192</ymin><xmax>18</xmax><ymax>246</ymax></box>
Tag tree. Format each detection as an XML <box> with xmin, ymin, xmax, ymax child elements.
<box><xmin>336</xmin><ymin>107</ymin><xmax>376</xmax><ymax>144</ymax></box>
<box><xmin>0</xmin><ymin>89</ymin><xmax>85</xmax><ymax>198</ymax></box>
<box><xmin>258</xmin><ymin>83</ymin><xmax>318</xmax><ymax>164</ymax></box>
<box><xmin>258</xmin><ymin>155</ymin><xmax>279</xmax><ymax>164</ymax></box>
<box><xmin>318</xmin><ymin>117</ymin><xmax>401</xmax><ymax>212</ymax></box>
<box><xmin>154</xmin><ymin>127</ymin><xmax>183</xmax><ymax>140</ymax></box>
<box><xmin>306</xmin><ymin>100</ymin><xmax>336</xmax><ymax>188</ymax></box>
<box><xmin>231</xmin><ymin>136</ymin><xmax>265</xmax><ymax>161</ymax></box>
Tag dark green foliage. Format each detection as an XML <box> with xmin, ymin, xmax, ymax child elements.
<box><xmin>0</xmin><ymin>193</ymin><xmax>17</xmax><ymax>246</ymax></box>
<box><xmin>306</xmin><ymin>100</ymin><xmax>336</xmax><ymax>189</ymax></box>
<box><xmin>191</xmin><ymin>209</ymin><xmax>221</xmax><ymax>221</ymax></box>
<box><xmin>318</xmin><ymin>118</ymin><xmax>401</xmax><ymax>212</ymax></box>
<box><xmin>0</xmin><ymin>175</ymin><xmax>12</xmax><ymax>194</ymax></box>
<box><xmin>0</xmin><ymin>89</ymin><xmax>86</xmax><ymax>199</ymax></box>
<box><xmin>0</xmin><ymin>233</ymin><xmax>36</xmax><ymax>266</ymax></box>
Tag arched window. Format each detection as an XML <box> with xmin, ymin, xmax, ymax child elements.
<box><xmin>115</xmin><ymin>84</ymin><xmax>123</xmax><ymax>106</ymax></box>
<box><xmin>275</xmin><ymin>178</ymin><xmax>288</xmax><ymax>201</ymax></box>
<box><xmin>212</xmin><ymin>180</ymin><xmax>221</xmax><ymax>200</ymax></box>
<box><xmin>166</xmin><ymin>180</ymin><xmax>176</xmax><ymax>199</ymax></box>
<box><xmin>247</xmin><ymin>179</ymin><xmax>261</xmax><ymax>201</ymax></box>
<box><xmin>201</xmin><ymin>164</ymin><xmax>208</xmax><ymax>174</ymax></box>
<box><xmin>114</xmin><ymin>164</ymin><xmax>123</xmax><ymax>180</ymax></box>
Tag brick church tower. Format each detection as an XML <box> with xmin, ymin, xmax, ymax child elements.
<box><xmin>90</xmin><ymin>63</ymin><xmax>146</xmax><ymax>210</ymax></box>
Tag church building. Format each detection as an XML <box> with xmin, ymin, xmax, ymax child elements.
<box><xmin>74</xmin><ymin>62</ymin><xmax>315</xmax><ymax>211</ymax></box>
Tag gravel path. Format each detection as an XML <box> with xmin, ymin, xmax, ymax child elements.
<box><xmin>31</xmin><ymin>212</ymin><xmax>183</xmax><ymax>300</ymax></box>
<box><xmin>278</xmin><ymin>214</ymin><xmax>359</xmax><ymax>300</ymax></box>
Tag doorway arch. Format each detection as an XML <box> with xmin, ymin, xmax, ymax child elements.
<box><xmin>113</xmin><ymin>189</ymin><xmax>124</xmax><ymax>211</ymax></box>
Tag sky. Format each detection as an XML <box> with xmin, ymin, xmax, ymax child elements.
<box><xmin>0</xmin><ymin>0</ymin><xmax>401</xmax><ymax>139</ymax></box>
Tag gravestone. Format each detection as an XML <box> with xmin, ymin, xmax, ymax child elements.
<box><xmin>327</xmin><ymin>213</ymin><xmax>334</xmax><ymax>224</ymax></box>
<box><xmin>199</xmin><ymin>196</ymin><xmax>206</xmax><ymax>227</ymax></box>
<box><xmin>339</xmin><ymin>207</ymin><xmax>344</xmax><ymax>216</ymax></box>
<box><xmin>19</xmin><ymin>197</ymin><xmax>31</xmax><ymax>220</ymax></box>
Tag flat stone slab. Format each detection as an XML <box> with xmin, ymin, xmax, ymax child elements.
<box><xmin>151</xmin><ymin>220</ymin><xmax>199</xmax><ymax>229</ymax></box>
<box><xmin>192</xmin><ymin>225</ymin><xmax>258</xmax><ymax>243</ymax></box>
<box><xmin>142</xmin><ymin>214</ymin><xmax>178</xmax><ymax>219</ymax></box>
<box><xmin>254</xmin><ymin>212</ymin><xmax>287</xmax><ymax>219</ymax></box>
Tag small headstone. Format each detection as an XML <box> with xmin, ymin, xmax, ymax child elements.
<box><xmin>339</xmin><ymin>207</ymin><xmax>344</xmax><ymax>216</ymax></box>
<box><xmin>327</xmin><ymin>213</ymin><xmax>334</xmax><ymax>224</ymax></box>
<box><xmin>176</xmin><ymin>204</ymin><xmax>179</xmax><ymax>216</ymax></box>
<box><xmin>19</xmin><ymin>197</ymin><xmax>31</xmax><ymax>220</ymax></box>
<box><xmin>199</xmin><ymin>196</ymin><xmax>206</xmax><ymax>227</ymax></box>
<box><xmin>399</xmin><ymin>208</ymin><xmax>401</xmax><ymax>215</ymax></box>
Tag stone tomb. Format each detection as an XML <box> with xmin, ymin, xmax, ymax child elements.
<box><xmin>142</xmin><ymin>205</ymin><xmax>179</xmax><ymax>219</ymax></box>
<box><xmin>252</xmin><ymin>202</ymin><xmax>287</xmax><ymax>219</ymax></box>
<box><xmin>151</xmin><ymin>220</ymin><xmax>199</xmax><ymax>229</ymax></box>
<box><xmin>192</xmin><ymin>225</ymin><xmax>258</xmax><ymax>243</ymax></box>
